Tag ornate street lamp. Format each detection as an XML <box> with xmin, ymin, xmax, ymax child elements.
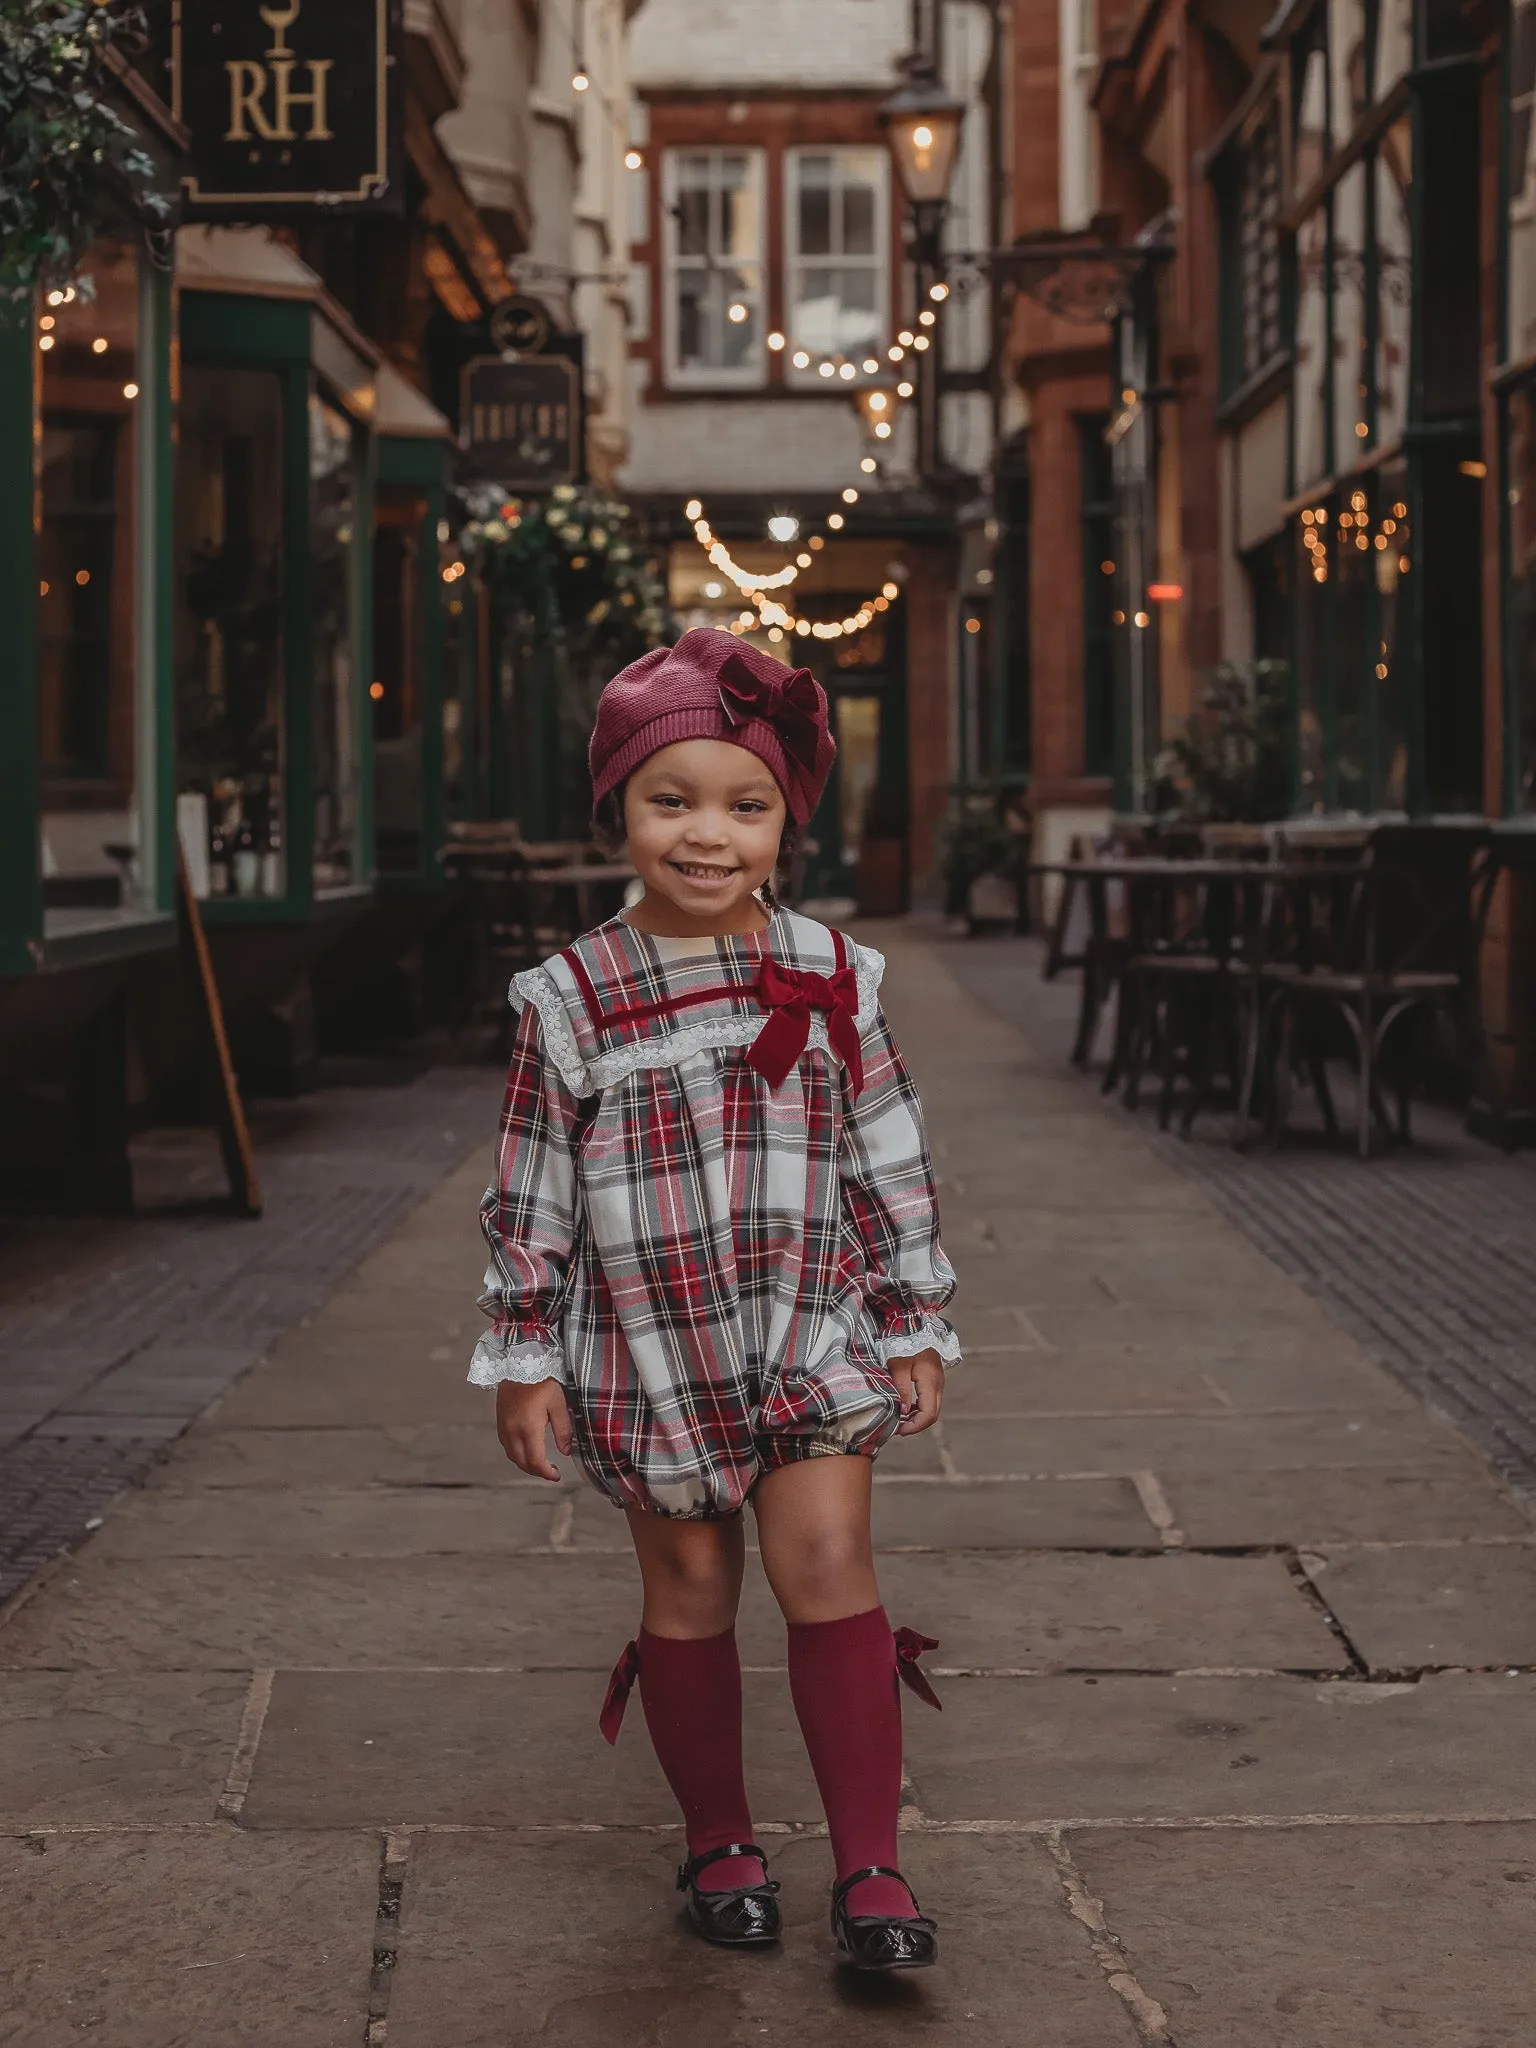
<box><xmin>880</xmin><ymin>57</ymin><xmax>964</xmax><ymax>479</ymax></box>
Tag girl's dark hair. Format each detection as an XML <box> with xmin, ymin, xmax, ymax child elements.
<box><xmin>593</xmin><ymin>782</ymin><xmax>800</xmax><ymax>909</ymax></box>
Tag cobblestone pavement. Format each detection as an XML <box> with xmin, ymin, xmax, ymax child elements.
<box><xmin>0</xmin><ymin>1061</ymin><xmax>504</xmax><ymax>1605</ymax></box>
<box><xmin>4</xmin><ymin>928</ymin><xmax>1535</xmax><ymax>2044</ymax></box>
<box><xmin>935</xmin><ymin>927</ymin><xmax>1536</xmax><ymax>1505</ymax></box>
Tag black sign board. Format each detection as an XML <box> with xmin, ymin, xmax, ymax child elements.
<box><xmin>172</xmin><ymin>0</ymin><xmax>401</xmax><ymax>216</ymax></box>
<box><xmin>459</xmin><ymin>358</ymin><xmax>581</xmax><ymax>487</ymax></box>
<box><xmin>489</xmin><ymin>296</ymin><xmax>551</xmax><ymax>355</ymax></box>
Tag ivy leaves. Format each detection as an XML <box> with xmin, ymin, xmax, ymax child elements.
<box><xmin>0</xmin><ymin>1</ymin><xmax>172</xmax><ymax>301</ymax></box>
<box><xmin>465</xmin><ymin>484</ymin><xmax>668</xmax><ymax>661</ymax></box>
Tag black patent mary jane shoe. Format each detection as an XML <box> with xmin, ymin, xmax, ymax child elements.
<box><xmin>830</xmin><ymin>1866</ymin><xmax>939</xmax><ymax>1972</ymax></box>
<box><xmin>677</xmin><ymin>1842</ymin><xmax>782</xmax><ymax>1949</ymax></box>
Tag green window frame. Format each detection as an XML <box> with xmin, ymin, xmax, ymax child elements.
<box><xmin>177</xmin><ymin>290</ymin><xmax>376</xmax><ymax>923</ymax></box>
<box><xmin>0</xmin><ymin>256</ymin><xmax>177</xmax><ymax>977</ymax></box>
<box><xmin>374</xmin><ymin>432</ymin><xmax>449</xmax><ymax>890</ymax></box>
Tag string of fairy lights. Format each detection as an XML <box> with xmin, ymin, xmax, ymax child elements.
<box><xmin>1300</xmin><ymin>489</ymin><xmax>1410</xmax><ymax>587</ymax></box>
<box><xmin>685</xmin><ymin>500</ymin><xmax>902</xmax><ymax>645</ymax></box>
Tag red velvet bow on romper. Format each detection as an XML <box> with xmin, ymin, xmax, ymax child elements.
<box><xmin>744</xmin><ymin>958</ymin><xmax>865</xmax><ymax>1099</ymax></box>
<box><xmin>598</xmin><ymin>1628</ymin><xmax>940</xmax><ymax>1742</ymax></box>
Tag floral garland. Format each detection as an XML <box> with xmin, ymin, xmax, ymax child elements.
<box><xmin>0</xmin><ymin>1</ymin><xmax>172</xmax><ymax>302</ymax></box>
<box><xmin>462</xmin><ymin>483</ymin><xmax>668</xmax><ymax>658</ymax></box>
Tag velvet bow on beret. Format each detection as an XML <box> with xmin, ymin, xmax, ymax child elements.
<box><xmin>588</xmin><ymin>628</ymin><xmax>837</xmax><ymax>825</ymax></box>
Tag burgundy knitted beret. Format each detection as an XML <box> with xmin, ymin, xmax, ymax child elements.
<box><xmin>588</xmin><ymin>628</ymin><xmax>836</xmax><ymax>826</ymax></box>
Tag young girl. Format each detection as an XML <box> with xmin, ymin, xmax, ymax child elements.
<box><xmin>470</xmin><ymin>627</ymin><xmax>959</xmax><ymax>1971</ymax></box>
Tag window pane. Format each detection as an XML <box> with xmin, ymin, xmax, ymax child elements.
<box><xmin>1332</xmin><ymin>162</ymin><xmax>1369</xmax><ymax>472</ymax></box>
<box><xmin>1332</xmin><ymin>482</ymin><xmax>1372</xmax><ymax>809</ymax></box>
<box><xmin>1295</xmin><ymin>37</ymin><xmax>1328</xmax><ymax>194</ymax></box>
<box><xmin>719</xmin><ymin>156</ymin><xmax>757</xmax><ymax>259</ymax></box>
<box><xmin>676</xmin><ymin>269</ymin><xmax>708</xmax><ymax>365</ymax></box>
<box><xmin>1510</xmin><ymin>0</ymin><xmax>1536</xmax><ymax>361</ymax></box>
<box><xmin>1374</xmin><ymin>0</ymin><xmax>1413</xmax><ymax>99</ymax></box>
<box><xmin>676</xmin><ymin>182</ymin><xmax>710</xmax><ymax>258</ymax></box>
<box><xmin>1233</xmin><ymin>108</ymin><xmax>1282</xmax><ymax>384</ymax></box>
<box><xmin>1374</xmin><ymin>459</ymin><xmax>1412</xmax><ymax>809</ymax></box>
<box><xmin>310</xmin><ymin>395</ymin><xmax>357</xmax><ymax>890</ymax></box>
<box><xmin>1376</xmin><ymin>129</ymin><xmax>1412</xmax><ymax>448</ymax></box>
<box><xmin>719</xmin><ymin>266</ymin><xmax>759</xmax><ymax>366</ymax></box>
<box><xmin>841</xmin><ymin>180</ymin><xmax>876</xmax><ymax>256</ymax></box>
<box><xmin>1294</xmin><ymin>513</ymin><xmax>1328</xmax><ymax>808</ymax></box>
<box><xmin>176</xmin><ymin>365</ymin><xmax>286</xmax><ymax>900</ymax></box>
<box><xmin>1294</xmin><ymin>206</ymin><xmax>1330</xmax><ymax>489</ymax></box>
<box><xmin>799</xmin><ymin>177</ymin><xmax>833</xmax><ymax>257</ymax></box>
<box><xmin>38</xmin><ymin>238</ymin><xmax>142</xmax><ymax>917</ymax></box>
<box><xmin>1330</xmin><ymin>0</ymin><xmax>1368</xmax><ymax>145</ymax></box>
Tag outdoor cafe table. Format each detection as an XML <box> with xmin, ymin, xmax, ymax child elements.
<box><xmin>1032</xmin><ymin>856</ymin><xmax>1374</xmax><ymax>1132</ymax></box>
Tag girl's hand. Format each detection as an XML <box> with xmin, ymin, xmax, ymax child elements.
<box><xmin>890</xmin><ymin>1349</ymin><xmax>945</xmax><ymax>1436</ymax></box>
<box><xmin>495</xmin><ymin>1379</ymin><xmax>574</xmax><ymax>1482</ymax></box>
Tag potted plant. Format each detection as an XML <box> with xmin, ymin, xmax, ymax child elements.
<box><xmin>940</xmin><ymin>788</ymin><xmax>1031</xmax><ymax>934</ymax></box>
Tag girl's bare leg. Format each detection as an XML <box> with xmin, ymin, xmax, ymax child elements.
<box><xmin>751</xmin><ymin>1454</ymin><xmax>880</xmax><ymax>1623</ymax></box>
<box><xmin>624</xmin><ymin>1504</ymin><xmax>745</xmax><ymax>1636</ymax></box>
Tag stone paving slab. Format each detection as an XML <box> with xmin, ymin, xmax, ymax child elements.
<box><xmin>902</xmin><ymin>1672</ymin><xmax>1536</xmax><ymax>1822</ymax></box>
<box><xmin>383</xmin><ymin>1830</ymin><xmax>1139</xmax><ymax>2048</ymax></box>
<box><xmin>242</xmin><ymin>1667</ymin><xmax>822</xmax><ymax>1829</ymax></box>
<box><xmin>1069</xmin><ymin>1822</ymin><xmax>1536</xmax><ymax>2047</ymax></box>
<box><xmin>148</xmin><ymin>1423</ymin><xmax>517</xmax><ymax>1491</ymax></box>
<box><xmin>869</xmin><ymin>1476</ymin><xmax>1160</xmax><ymax>1550</ymax></box>
<box><xmin>209</xmin><ymin>1330</ymin><xmax>484</xmax><ymax>1430</ymax></box>
<box><xmin>1305</xmin><ymin>1543</ymin><xmax>1536</xmax><ymax>1671</ymax></box>
<box><xmin>90</xmin><ymin>1485</ymin><xmax>565</xmax><ymax>1559</ymax></box>
<box><xmin>935</xmin><ymin>1354</ymin><xmax>1226</xmax><ymax>1416</ymax></box>
<box><xmin>1166</xmin><ymin>1467</ymin><xmax>1533</xmax><ymax>1547</ymax></box>
<box><xmin>1</xmin><ymin>1548</ymin><xmax>1345</xmax><ymax>1675</ymax></box>
<box><xmin>0</xmin><ymin>1829</ymin><xmax>378</xmax><ymax>2047</ymax></box>
<box><xmin>940</xmin><ymin>1410</ymin><xmax>1483</xmax><ymax>1478</ymax></box>
<box><xmin>0</xmin><ymin>1671</ymin><xmax>248</xmax><ymax>1826</ymax></box>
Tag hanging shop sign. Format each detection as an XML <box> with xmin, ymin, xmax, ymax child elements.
<box><xmin>171</xmin><ymin>0</ymin><xmax>402</xmax><ymax>216</ymax></box>
<box><xmin>489</xmin><ymin>296</ymin><xmax>552</xmax><ymax>355</ymax></box>
<box><xmin>459</xmin><ymin>357</ymin><xmax>581</xmax><ymax>487</ymax></box>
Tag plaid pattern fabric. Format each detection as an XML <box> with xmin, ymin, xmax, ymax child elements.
<box><xmin>471</xmin><ymin>910</ymin><xmax>959</xmax><ymax>1519</ymax></box>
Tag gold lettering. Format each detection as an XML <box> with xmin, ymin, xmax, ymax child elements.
<box><xmin>225</xmin><ymin>60</ymin><xmax>279</xmax><ymax>141</ymax></box>
<box><xmin>268</xmin><ymin>58</ymin><xmax>334</xmax><ymax>141</ymax></box>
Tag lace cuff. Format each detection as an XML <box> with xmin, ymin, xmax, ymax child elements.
<box><xmin>872</xmin><ymin>1314</ymin><xmax>963</xmax><ymax>1370</ymax></box>
<box><xmin>467</xmin><ymin>1328</ymin><xmax>568</xmax><ymax>1388</ymax></box>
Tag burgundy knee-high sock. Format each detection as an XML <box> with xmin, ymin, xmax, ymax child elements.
<box><xmin>636</xmin><ymin>1626</ymin><xmax>761</xmax><ymax>1891</ymax></box>
<box><xmin>786</xmin><ymin>1607</ymin><xmax>915</xmax><ymax>1919</ymax></box>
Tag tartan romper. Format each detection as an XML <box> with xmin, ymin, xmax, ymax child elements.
<box><xmin>470</xmin><ymin>907</ymin><xmax>960</xmax><ymax>1519</ymax></box>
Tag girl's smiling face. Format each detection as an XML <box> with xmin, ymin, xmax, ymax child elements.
<box><xmin>621</xmin><ymin>739</ymin><xmax>788</xmax><ymax>936</ymax></box>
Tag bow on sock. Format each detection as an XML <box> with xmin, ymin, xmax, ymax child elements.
<box><xmin>746</xmin><ymin>958</ymin><xmax>865</xmax><ymax>1098</ymax></box>
<box><xmin>599</xmin><ymin>1639</ymin><xmax>641</xmax><ymax>1745</ymax></box>
<box><xmin>894</xmin><ymin>1628</ymin><xmax>942</xmax><ymax>1710</ymax></box>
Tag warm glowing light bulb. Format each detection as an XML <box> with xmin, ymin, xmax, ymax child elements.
<box><xmin>624</xmin><ymin>149</ymin><xmax>643</xmax><ymax>169</ymax></box>
<box><xmin>838</xmin><ymin>362</ymin><xmax>855</xmax><ymax>380</ymax></box>
<box><xmin>572</xmin><ymin>68</ymin><xmax>590</xmax><ymax>90</ymax></box>
<box><xmin>860</xmin><ymin>456</ymin><xmax>877</xmax><ymax>473</ymax></box>
<box><xmin>91</xmin><ymin>337</ymin><xmax>108</xmax><ymax>354</ymax></box>
<box><xmin>123</xmin><ymin>381</ymin><xmax>139</xmax><ymax>399</ymax></box>
<box><xmin>685</xmin><ymin>498</ymin><xmax>703</xmax><ymax>520</ymax></box>
<box><xmin>842</xmin><ymin>487</ymin><xmax>858</xmax><ymax>504</ymax></box>
<box><xmin>370</xmin><ymin>680</ymin><xmax>386</xmax><ymax>700</ymax></box>
<box><xmin>727</xmin><ymin>301</ymin><xmax>748</xmax><ymax>324</ymax></box>
<box><xmin>38</xmin><ymin>335</ymin><xmax>54</xmax><ymax>351</ymax></box>
<box><xmin>912</xmin><ymin>334</ymin><xmax>930</xmax><ymax>351</ymax></box>
<box><xmin>873</xmin><ymin>421</ymin><xmax>892</xmax><ymax>438</ymax></box>
<box><xmin>913</xmin><ymin>124</ymin><xmax>933</xmax><ymax>148</ymax></box>
<box><xmin>792</xmin><ymin>350</ymin><xmax>810</xmax><ymax>368</ymax></box>
<box><xmin>827</xmin><ymin>512</ymin><xmax>845</xmax><ymax>530</ymax></box>
<box><xmin>767</xmin><ymin>330</ymin><xmax>785</xmax><ymax>350</ymax></box>
<box><xmin>862</xmin><ymin>357</ymin><xmax>879</xmax><ymax>373</ymax></box>
<box><xmin>929</xmin><ymin>282</ymin><xmax>949</xmax><ymax>302</ymax></box>
<box><xmin>918</xmin><ymin>309</ymin><xmax>936</xmax><ymax>327</ymax></box>
<box><xmin>898</xmin><ymin>330</ymin><xmax>914</xmax><ymax>347</ymax></box>
<box><xmin>818</xmin><ymin>361</ymin><xmax>836</xmax><ymax>379</ymax></box>
<box><xmin>868</xmin><ymin>391</ymin><xmax>888</xmax><ymax>411</ymax></box>
<box><xmin>896</xmin><ymin>381</ymin><xmax>913</xmax><ymax>398</ymax></box>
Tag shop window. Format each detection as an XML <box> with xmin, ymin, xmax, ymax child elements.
<box><xmin>1329</xmin><ymin>0</ymin><xmax>1369</xmax><ymax>148</ymax></box>
<box><xmin>1375</xmin><ymin>123</ymin><xmax>1412</xmax><ymax>449</ymax></box>
<box><xmin>175</xmin><ymin>366</ymin><xmax>287</xmax><ymax>901</ymax></box>
<box><xmin>1294</xmin><ymin>205</ymin><xmax>1330</xmax><ymax>489</ymax></box>
<box><xmin>36</xmin><ymin>238</ymin><xmax>149</xmax><ymax>923</ymax></box>
<box><xmin>1293</xmin><ymin>14</ymin><xmax>1329</xmax><ymax>196</ymax></box>
<box><xmin>1216</xmin><ymin>106</ymin><xmax>1282</xmax><ymax>396</ymax></box>
<box><xmin>373</xmin><ymin>487</ymin><xmax>426</xmax><ymax>872</ymax></box>
<box><xmin>663</xmin><ymin>148</ymin><xmax>764</xmax><ymax>386</ymax></box>
<box><xmin>1079</xmin><ymin>416</ymin><xmax>1116</xmax><ymax>776</ymax></box>
<box><xmin>310</xmin><ymin>395</ymin><xmax>361</xmax><ymax>890</ymax></box>
<box><xmin>1374</xmin><ymin>458</ymin><xmax>1412</xmax><ymax>811</ymax></box>
<box><xmin>784</xmin><ymin>148</ymin><xmax>888</xmax><ymax>369</ymax></box>
<box><xmin>1331</xmin><ymin>161</ymin><xmax>1370</xmax><ymax>475</ymax></box>
<box><xmin>1374</xmin><ymin>0</ymin><xmax>1414</xmax><ymax>100</ymax></box>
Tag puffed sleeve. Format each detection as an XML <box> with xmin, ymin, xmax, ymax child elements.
<box><xmin>838</xmin><ymin>1003</ymin><xmax>962</xmax><ymax>1369</ymax></box>
<box><xmin>469</xmin><ymin>1000</ymin><xmax>583</xmax><ymax>1388</ymax></box>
